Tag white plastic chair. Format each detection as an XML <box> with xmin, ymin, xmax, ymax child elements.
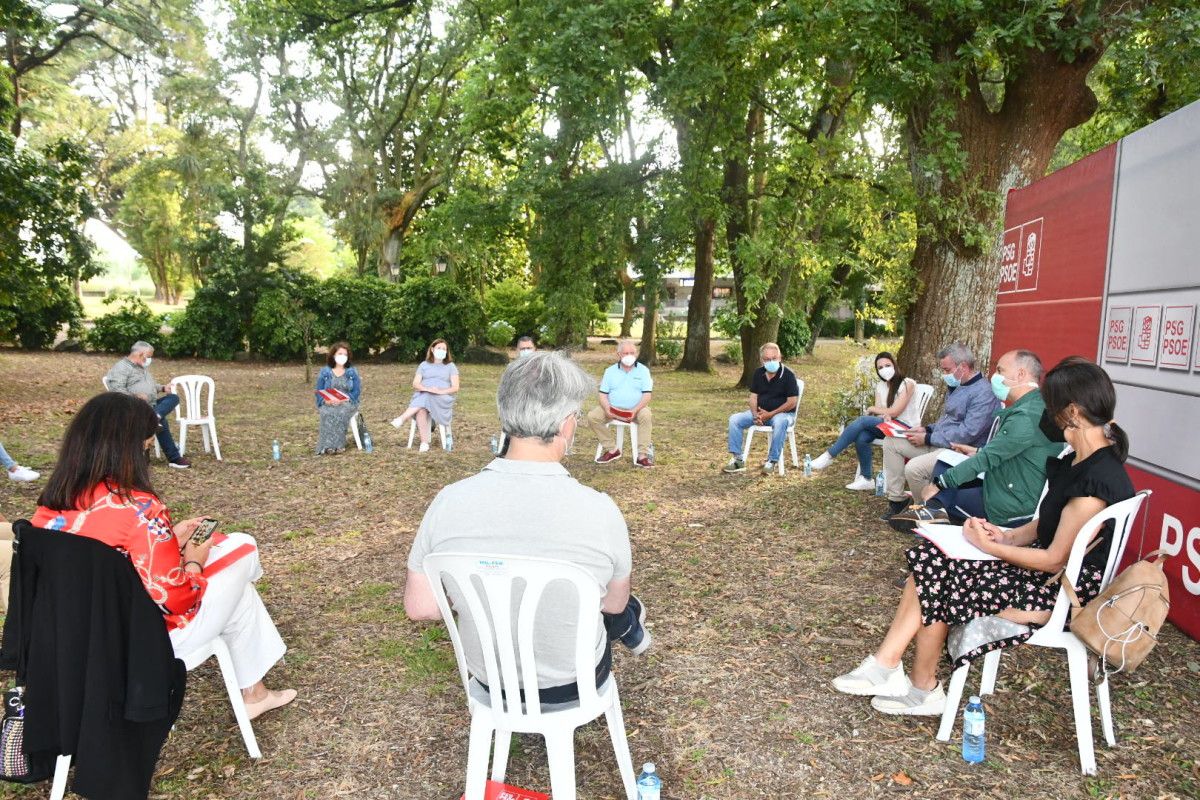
<box><xmin>423</xmin><ymin>553</ymin><xmax>637</xmax><ymax>800</ymax></box>
<box><xmin>47</xmin><ymin>635</ymin><xmax>261</xmax><ymax>799</ymax></box>
<box><xmin>741</xmin><ymin>376</ymin><xmax>804</xmax><ymax>475</ymax></box>
<box><xmin>936</xmin><ymin>490</ymin><xmax>1152</xmax><ymax>775</ymax></box>
<box><xmin>350</xmin><ymin>413</ymin><xmax>364</xmax><ymax>449</ymax></box>
<box><xmin>871</xmin><ymin>382</ymin><xmax>936</xmax><ymax>451</ymax></box>
<box><xmin>594</xmin><ymin>416</ymin><xmax>639</xmax><ymax>465</ymax></box>
<box><xmin>101</xmin><ymin>376</ymin><xmax>162</xmax><ymax>459</ymax></box>
<box><xmin>407</xmin><ymin>418</ymin><xmax>448</xmax><ymax>449</ymax></box>
<box><xmin>172</xmin><ymin>374</ymin><xmax>222</xmax><ymax>461</ymax></box>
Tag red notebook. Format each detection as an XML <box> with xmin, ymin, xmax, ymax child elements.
<box><xmin>317</xmin><ymin>388</ymin><xmax>350</xmax><ymax>403</ymax></box>
<box><xmin>458</xmin><ymin>781</ymin><xmax>549</xmax><ymax>800</ymax></box>
<box><xmin>876</xmin><ymin>419</ymin><xmax>911</xmax><ymax>437</ymax></box>
<box><xmin>609</xmin><ymin>407</ymin><xmax>636</xmax><ymax>421</ymax></box>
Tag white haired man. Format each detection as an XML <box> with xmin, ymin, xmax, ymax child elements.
<box><xmin>404</xmin><ymin>351</ymin><xmax>651</xmax><ymax>703</ymax></box>
<box><xmin>104</xmin><ymin>341</ymin><xmax>191</xmax><ymax>469</ymax></box>
<box><xmin>588</xmin><ymin>339</ymin><xmax>654</xmax><ymax>467</ymax></box>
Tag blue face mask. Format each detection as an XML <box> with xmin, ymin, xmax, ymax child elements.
<box><xmin>941</xmin><ymin>371</ymin><xmax>960</xmax><ymax>388</ymax></box>
<box><xmin>763</xmin><ymin>360</ymin><xmax>781</xmax><ymax>374</ymax></box>
<box><xmin>990</xmin><ymin>372</ymin><xmax>1011</xmax><ymax>401</ymax></box>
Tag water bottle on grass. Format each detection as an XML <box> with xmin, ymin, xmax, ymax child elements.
<box><xmin>962</xmin><ymin>695</ymin><xmax>986</xmax><ymax>763</ymax></box>
<box><xmin>272</xmin><ymin>439</ymin><xmax>281</xmax><ymax>461</ymax></box>
<box><xmin>803</xmin><ymin>453</ymin><xmax>812</xmax><ymax>477</ymax></box>
<box><xmin>363</xmin><ymin>431</ymin><xmax>373</xmax><ymax>453</ymax></box>
<box><xmin>874</xmin><ymin>470</ymin><xmax>885</xmax><ymax>496</ymax></box>
<box><xmin>636</xmin><ymin>762</ymin><xmax>661</xmax><ymax>800</ymax></box>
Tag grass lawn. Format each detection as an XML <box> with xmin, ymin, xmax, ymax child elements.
<box><xmin>0</xmin><ymin>342</ymin><xmax>1197</xmax><ymax>799</ymax></box>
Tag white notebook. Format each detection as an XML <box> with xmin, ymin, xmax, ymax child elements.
<box><xmin>916</xmin><ymin>523</ymin><xmax>998</xmax><ymax>561</ymax></box>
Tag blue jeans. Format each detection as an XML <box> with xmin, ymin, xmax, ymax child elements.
<box><xmin>926</xmin><ymin>461</ymin><xmax>985</xmax><ymax>521</ymax></box>
<box><xmin>828</xmin><ymin>415</ymin><xmax>884</xmax><ymax>476</ymax></box>
<box><xmin>728</xmin><ymin>410</ymin><xmax>795</xmax><ymax>464</ymax></box>
<box><xmin>154</xmin><ymin>395</ymin><xmax>182</xmax><ymax>461</ymax></box>
<box><xmin>0</xmin><ymin>443</ymin><xmax>14</xmax><ymax>471</ymax></box>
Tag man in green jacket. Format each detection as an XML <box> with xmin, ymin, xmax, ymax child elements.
<box><xmin>892</xmin><ymin>349</ymin><xmax>1060</xmax><ymax>528</ymax></box>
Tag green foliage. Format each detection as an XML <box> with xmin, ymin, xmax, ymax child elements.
<box><xmin>777</xmin><ymin>313</ymin><xmax>812</xmax><ymax>360</ymax></box>
<box><xmin>248</xmin><ymin>288</ymin><xmax>310</xmax><ymax>360</ymax></box>
<box><xmin>712</xmin><ymin>306</ymin><xmax>742</xmax><ymax>341</ymax></box>
<box><xmin>308</xmin><ymin>275</ymin><xmax>400</xmax><ymax>354</ymax></box>
<box><xmin>655</xmin><ymin>336</ymin><xmax>682</xmax><ymax>365</ymax></box>
<box><xmin>162</xmin><ymin>285</ymin><xmax>245</xmax><ymax>360</ymax></box>
<box><xmin>383</xmin><ymin>276</ymin><xmax>484</xmax><ymax>360</ymax></box>
<box><xmin>85</xmin><ymin>295</ymin><xmax>163</xmax><ymax>353</ymax></box>
<box><xmin>0</xmin><ymin>133</ymin><xmax>96</xmax><ymax>348</ymax></box>
<box><xmin>723</xmin><ymin>341</ymin><xmax>742</xmax><ymax>365</ymax></box>
<box><xmin>485</xmin><ymin>319</ymin><xmax>517</xmax><ymax>348</ymax></box>
<box><xmin>483</xmin><ymin>279</ymin><xmax>544</xmax><ymax>339</ymax></box>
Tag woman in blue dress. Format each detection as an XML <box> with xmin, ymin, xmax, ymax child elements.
<box><xmin>390</xmin><ymin>339</ymin><xmax>460</xmax><ymax>451</ymax></box>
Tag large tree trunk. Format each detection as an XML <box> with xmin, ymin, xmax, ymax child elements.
<box><xmin>679</xmin><ymin>218</ymin><xmax>715</xmax><ymax>371</ymax></box>
<box><xmin>638</xmin><ymin>278</ymin><xmax>659</xmax><ymax>366</ymax></box>
<box><xmin>897</xmin><ymin>47</ymin><xmax>1103</xmax><ymax>378</ymax></box>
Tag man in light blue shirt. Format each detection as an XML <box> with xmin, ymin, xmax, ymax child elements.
<box><xmin>587</xmin><ymin>340</ymin><xmax>655</xmax><ymax>467</ymax></box>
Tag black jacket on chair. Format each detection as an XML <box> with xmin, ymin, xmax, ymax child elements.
<box><xmin>0</xmin><ymin>521</ymin><xmax>187</xmax><ymax>800</ymax></box>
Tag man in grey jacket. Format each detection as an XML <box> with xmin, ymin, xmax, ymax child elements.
<box><xmin>104</xmin><ymin>341</ymin><xmax>191</xmax><ymax>469</ymax></box>
<box><xmin>880</xmin><ymin>342</ymin><xmax>998</xmax><ymax>518</ymax></box>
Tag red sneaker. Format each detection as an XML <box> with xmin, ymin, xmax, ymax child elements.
<box><xmin>635</xmin><ymin>455</ymin><xmax>654</xmax><ymax>468</ymax></box>
<box><xmin>595</xmin><ymin>449</ymin><xmax>622</xmax><ymax>464</ymax></box>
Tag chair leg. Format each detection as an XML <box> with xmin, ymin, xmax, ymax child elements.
<box><xmin>407</xmin><ymin>420</ymin><xmax>416</xmax><ymax>449</ymax></box>
<box><xmin>788</xmin><ymin>427</ymin><xmax>799</xmax><ymax>467</ymax></box>
<box><xmin>178</xmin><ymin>423</ymin><xmax>188</xmax><ymax>457</ymax></box>
<box><xmin>49</xmin><ymin>754</ymin><xmax>71</xmax><ymax>800</ymax></box>
<box><xmin>490</xmin><ymin>729</ymin><xmax>512</xmax><ymax>782</ymax></box>
<box><xmin>1066</xmin><ymin>644</ymin><xmax>1098</xmax><ymax>775</ymax></box>
<box><xmin>201</xmin><ymin>422</ymin><xmax>212</xmax><ymax>454</ymax></box>
<box><xmin>210</xmin><ymin>421</ymin><xmax>222</xmax><ymax>461</ymax></box>
<box><xmin>544</xmin><ymin>728</ymin><xmax>578</xmax><ymax>800</ymax></box>
<box><xmin>212</xmin><ymin>638</ymin><xmax>262</xmax><ymax>759</ymax></box>
<box><xmin>742</xmin><ymin>428</ymin><xmax>754</xmax><ymax>462</ymax></box>
<box><xmin>604</xmin><ymin>688</ymin><xmax>637</xmax><ymax>800</ymax></box>
<box><xmin>465</xmin><ymin>713</ymin><xmax>492</xmax><ymax>800</ymax></box>
<box><xmin>979</xmin><ymin>650</ymin><xmax>1001</xmax><ymax>695</ymax></box>
<box><xmin>1096</xmin><ymin>676</ymin><xmax>1116</xmax><ymax>747</ymax></box>
<box><xmin>629</xmin><ymin>424</ymin><xmax>638</xmax><ymax>464</ymax></box>
<box><xmin>937</xmin><ymin>663</ymin><xmax>970</xmax><ymax>742</ymax></box>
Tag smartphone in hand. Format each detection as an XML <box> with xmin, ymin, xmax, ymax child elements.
<box><xmin>189</xmin><ymin>518</ymin><xmax>219</xmax><ymax>546</ymax></box>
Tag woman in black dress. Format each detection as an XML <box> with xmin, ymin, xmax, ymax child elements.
<box><xmin>832</xmin><ymin>357</ymin><xmax>1134</xmax><ymax>716</ymax></box>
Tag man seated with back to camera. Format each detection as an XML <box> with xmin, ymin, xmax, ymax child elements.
<box><xmin>404</xmin><ymin>351</ymin><xmax>651</xmax><ymax>703</ymax></box>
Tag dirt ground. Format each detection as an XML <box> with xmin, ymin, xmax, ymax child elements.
<box><xmin>0</xmin><ymin>342</ymin><xmax>1196</xmax><ymax>800</ymax></box>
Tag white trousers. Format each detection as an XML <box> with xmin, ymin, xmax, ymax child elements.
<box><xmin>169</xmin><ymin>533</ymin><xmax>287</xmax><ymax>689</ymax></box>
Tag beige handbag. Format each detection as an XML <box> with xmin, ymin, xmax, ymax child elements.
<box><xmin>1062</xmin><ymin>549</ymin><xmax>1171</xmax><ymax>679</ymax></box>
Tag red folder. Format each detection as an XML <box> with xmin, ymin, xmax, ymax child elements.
<box><xmin>317</xmin><ymin>388</ymin><xmax>350</xmax><ymax>403</ymax></box>
<box><xmin>458</xmin><ymin>781</ymin><xmax>550</xmax><ymax>800</ymax></box>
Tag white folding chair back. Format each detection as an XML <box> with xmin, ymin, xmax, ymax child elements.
<box><xmin>741</xmin><ymin>376</ymin><xmax>804</xmax><ymax>474</ymax></box>
<box><xmin>936</xmin><ymin>490</ymin><xmax>1151</xmax><ymax>775</ymax></box>
<box><xmin>101</xmin><ymin>376</ymin><xmax>162</xmax><ymax>458</ymax></box>
<box><xmin>595</xmin><ymin>419</ymin><xmax>639</xmax><ymax>464</ymax></box>
<box><xmin>172</xmin><ymin>374</ymin><xmax>222</xmax><ymax>461</ymax></box>
<box><xmin>423</xmin><ymin>553</ymin><xmax>636</xmax><ymax>800</ymax></box>
<box><xmin>912</xmin><ymin>383</ymin><xmax>935</xmax><ymax>422</ymax></box>
<box><xmin>349</xmin><ymin>414</ymin><xmax>364</xmax><ymax>449</ymax></box>
<box><xmin>407</xmin><ymin>419</ymin><xmax>448</xmax><ymax>449</ymax></box>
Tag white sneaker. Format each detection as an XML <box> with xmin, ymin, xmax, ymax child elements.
<box><xmin>810</xmin><ymin>451</ymin><xmax>833</xmax><ymax>471</ymax></box>
<box><xmin>418</xmin><ymin>442</ymin><xmax>430</xmax><ymax>453</ymax></box>
<box><xmin>761</xmin><ymin>461</ymin><xmax>777</xmax><ymax>474</ymax></box>
<box><xmin>7</xmin><ymin>465</ymin><xmax>39</xmax><ymax>482</ymax></box>
<box><xmin>831</xmin><ymin>655</ymin><xmax>909</xmax><ymax>697</ymax></box>
<box><xmin>871</xmin><ymin>681</ymin><xmax>947</xmax><ymax>716</ymax></box>
<box><xmin>390</xmin><ymin>417</ymin><xmax>405</xmax><ymax>429</ymax></box>
<box><xmin>845</xmin><ymin>475</ymin><xmax>876</xmax><ymax>491</ymax></box>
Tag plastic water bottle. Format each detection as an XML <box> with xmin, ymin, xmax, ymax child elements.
<box><xmin>271</xmin><ymin>439</ymin><xmax>281</xmax><ymax>461</ymax></box>
<box><xmin>636</xmin><ymin>762</ymin><xmax>661</xmax><ymax>800</ymax></box>
<box><xmin>444</xmin><ymin>430</ymin><xmax>453</xmax><ymax>452</ymax></box>
<box><xmin>962</xmin><ymin>695</ymin><xmax>986</xmax><ymax>763</ymax></box>
<box><xmin>489</xmin><ymin>434</ymin><xmax>499</xmax><ymax>455</ymax></box>
<box><xmin>803</xmin><ymin>453</ymin><xmax>813</xmax><ymax>477</ymax></box>
<box><xmin>874</xmin><ymin>470</ymin><xmax>885</xmax><ymax>496</ymax></box>
<box><xmin>363</xmin><ymin>431</ymin><xmax>373</xmax><ymax>453</ymax></box>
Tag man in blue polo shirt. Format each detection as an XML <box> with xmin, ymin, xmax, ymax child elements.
<box><xmin>587</xmin><ymin>340</ymin><xmax>655</xmax><ymax>467</ymax></box>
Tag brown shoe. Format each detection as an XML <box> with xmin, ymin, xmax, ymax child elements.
<box><xmin>635</xmin><ymin>455</ymin><xmax>654</xmax><ymax>468</ymax></box>
<box><xmin>595</xmin><ymin>449</ymin><xmax>622</xmax><ymax>464</ymax></box>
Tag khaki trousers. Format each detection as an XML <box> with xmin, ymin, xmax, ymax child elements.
<box><xmin>0</xmin><ymin>522</ymin><xmax>12</xmax><ymax>614</ymax></box>
<box><xmin>587</xmin><ymin>405</ymin><xmax>652</xmax><ymax>455</ymax></box>
<box><xmin>881</xmin><ymin>437</ymin><xmax>945</xmax><ymax>501</ymax></box>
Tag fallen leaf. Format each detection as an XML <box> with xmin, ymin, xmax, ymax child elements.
<box><xmin>892</xmin><ymin>771</ymin><xmax>913</xmax><ymax>786</ymax></box>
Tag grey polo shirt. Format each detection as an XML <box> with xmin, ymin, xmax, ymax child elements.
<box><xmin>407</xmin><ymin>457</ymin><xmax>632</xmax><ymax>688</ymax></box>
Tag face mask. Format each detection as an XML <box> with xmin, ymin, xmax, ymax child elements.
<box><xmin>763</xmin><ymin>360</ymin><xmax>780</xmax><ymax>374</ymax></box>
<box><xmin>878</xmin><ymin>365</ymin><xmax>895</xmax><ymax>381</ymax></box>
<box><xmin>620</xmin><ymin>354</ymin><xmax>637</xmax><ymax>367</ymax></box>
<box><xmin>1039</xmin><ymin>409</ymin><xmax>1067</xmax><ymax>443</ymax></box>
<box><xmin>334</xmin><ymin>354</ymin><xmax>348</xmax><ymax>366</ymax></box>
<box><xmin>990</xmin><ymin>372</ymin><xmax>1011</xmax><ymax>401</ymax></box>
<box><xmin>518</xmin><ymin>349</ymin><xmax>533</xmax><ymax>357</ymax></box>
<box><xmin>941</xmin><ymin>371</ymin><xmax>959</xmax><ymax>388</ymax></box>
<box><xmin>433</xmin><ymin>349</ymin><xmax>447</xmax><ymax>362</ymax></box>
<box><xmin>143</xmin><ymin>357</ymin><xmax>153</xmax><ymax>368</ymax></box>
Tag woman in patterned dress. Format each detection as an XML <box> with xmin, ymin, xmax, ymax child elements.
<box><xmin>33</xmin><ymin>392</ymin><xmax>296</xmax><ymax>720</ymax></box>
<box><xmin>832</xmin><ymin>357</ymin><xmax>1134</xmax><ymax>716</ymax></box>
<box><xmin>315</xmin><ymin>341</ymin><xmax>362</xmax><ymax>454</ymax></box>
<box><xmin>389</xmin><ymin>338</ymin><xmax>460</xmax><ymax>452</ymax></box>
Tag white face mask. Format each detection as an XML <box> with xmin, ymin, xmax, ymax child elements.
<box><xmin>878</xmin><ymin>365</ymin><xmax>895</xmax><ymax>381</ymax></box>
<box><xmin>334</xmin><ymin>353</ymin><xmax>348</xmax><ymax>366</ymax></box>
<box><xmin>433</xmin><ymin>348</ymin><xmax>447</xmax><ymax>362</ymax></box>
<box><xmin>620</xmin><ymin>354</ymin><xmax>637</xmax><ymax>367</ymax></box>
<box><xmin>143</xmin><ymin>356</ymin><xmax>153</xmax><ymax>367</ymax></box>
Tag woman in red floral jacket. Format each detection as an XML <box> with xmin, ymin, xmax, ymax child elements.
<box><xmin>33</xmin><ymin>392</ymin><xmax>295</xmax><ymax>720</ymax></box>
